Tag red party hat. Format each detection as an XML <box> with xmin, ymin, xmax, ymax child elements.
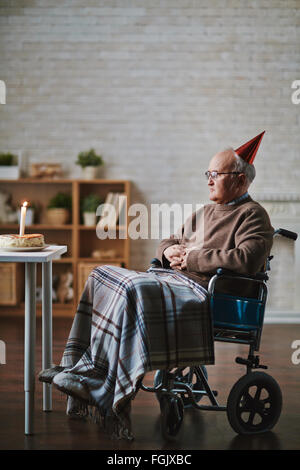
<box><xmin>235</xmin><ymin>131</ymin><xmax>265</xmax><ymax>164</ymax></box>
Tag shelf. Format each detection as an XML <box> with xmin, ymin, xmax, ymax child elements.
<box><xmin>78</xmin><ymin>258</ymin><xmax>125</xmax><ymax>263</ymax></box>
<box><xmin>0</xmin><ymin>178</ymin><xmax>130</xmax><ymax>317</ymax></box>
<box><xmin>53</xmin><ymin>257</ymin><xmax>74</xmax><ymax>263</ymax></box>
<box><xmin>0</xmin><ymin>224</ymin><xmax>74</xmax><ymax>230</ymax></box>
<box><xmin>78</xmin><ymin>225</ymin><xmax>126</xmax><ymax>230</ymax></box>
<box><xmin>0</xmin><ymin>178</ymin><xmax>73</xmax><ymax>184</ymax></box>
<box><xmin>0</xmin><ymin>178</ymin><xmax>128</xmax><ymax>184</ymax></box>
<box><xmin>20</xmin><ymin>301</ymin><xmax>74</xmax><ymax>309</ymax></box>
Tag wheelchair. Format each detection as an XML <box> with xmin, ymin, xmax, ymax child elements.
<box><xmin>140</xmin><ymin>228</ymin><xmax>298</xmax><ymax>440</ymax></box>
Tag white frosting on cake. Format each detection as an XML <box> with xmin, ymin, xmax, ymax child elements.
<box><xmin>0</xmin><ymin>234</ymin><xmax>45</xmax><ymax>248</ymax></box>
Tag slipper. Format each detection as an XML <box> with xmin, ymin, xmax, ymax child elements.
<box><xmin>38</xmin><ymin>365</ymin><xmax>66</xmax><ymax>384</ymax></box>
<box><xmin>53</xmin><ymin>372</ymin><xmax>90</xmax><ymax>403</ymax></box>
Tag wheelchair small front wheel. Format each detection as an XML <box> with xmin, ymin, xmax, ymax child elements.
<box><xmin>154</xmin><ymin>366</ymin><xmax>208</xmax><ymax>408</ymax></box>
<box><xmin>160</xmin><ymin>393</ymin><xmax>184</xmax><ymax>441</ymax></box>
<box><xmin>227</xmin><ymin>371</ymin><xmax>282</xmax><ymax>435</ymax></box>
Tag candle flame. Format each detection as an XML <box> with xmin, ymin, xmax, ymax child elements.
<box><xmin>22</xmin><ymin>201</ymin><xmax>28</xmax><ymax>207</ymax></box>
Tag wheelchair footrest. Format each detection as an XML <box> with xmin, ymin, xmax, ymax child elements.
<box><xmin>236</xmin><ymin>355</ymin><xmax>268</xmax><ymax>370</ymax></box>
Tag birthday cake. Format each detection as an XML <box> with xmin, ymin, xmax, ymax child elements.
<box><xmin>0</xmin><ymin>234</ymin><xmax>45</xmax><ymax>248</ymax></box>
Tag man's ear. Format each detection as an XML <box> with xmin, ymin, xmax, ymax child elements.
<box><xmin>238</xmin><ymin>173</ymin><xmax>247</xmax><ymax>187</ymax></box>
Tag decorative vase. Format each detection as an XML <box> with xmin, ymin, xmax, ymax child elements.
<box><xmin>82</xmin><ymin>166</ymin><xmax>98</xmax><ymax>180</ymax></box>
<box><xmin>46</xmin><ymin>208</ymin><xmax>69</xmax><ymax>225</ymax></box>
<box><xmin>83</xmin><ymin>212</ymin><xmax>96</xmax><ymax>226</ymax></box>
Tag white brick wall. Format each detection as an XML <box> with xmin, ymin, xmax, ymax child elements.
<box><xmin>0</xmin><ymin>0</ymin><xmax>299</xmax><ymax>270</ymax></box>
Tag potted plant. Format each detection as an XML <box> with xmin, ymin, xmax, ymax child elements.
<box><xmin>76</xmin><ymin>148</ymin><xmax>104</xmax><ymax>180</ymax></box>
<box><xmin>81</xmin><ymin>194</ymin><xmax>102</xmax><ymax>226</ymax></box>
<box><xmin>0</xmin><ymin>152</ymin><xmax>20</xmax><ymax>180</ymax></box>
<box><xmin>46</xmin><ymin>192</ymin><xmax>72</xmax><ymax>225</ymax></box>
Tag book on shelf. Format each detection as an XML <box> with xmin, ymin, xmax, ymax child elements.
<box><xmin>97</xmin><ymin>192</ymin><xmax>127</xmax><ymax>229</ymax></box>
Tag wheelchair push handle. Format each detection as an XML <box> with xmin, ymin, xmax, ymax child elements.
<box><xmin>274</xmin><ymin>228</ymin><xmax>298</xmax><ymax>240</ymax></box>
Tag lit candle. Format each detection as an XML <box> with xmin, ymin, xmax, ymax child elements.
<box><xmin>19</xmin><ymin>201</ymin><xmax>28</xmax><ymax>236</ymax></box>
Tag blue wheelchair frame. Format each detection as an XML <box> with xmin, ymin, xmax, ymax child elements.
<box><xmin>141</xmin><ymin>228</ymin><xmax>298</xmax><ymax>438</ymax></box>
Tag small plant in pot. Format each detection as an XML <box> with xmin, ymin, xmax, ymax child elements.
<box><xmin>0</xmin><ymin>152</ymin><xmax>20</xmax><ymax>179</ymax></box>
<box><xmin>47</xmin><ymin>192</ymin><xmax>72</xmax><ymax>225</ymax></box>
<box><xmin>81</xmin><ymin>194</ymin><xmax>102</xmax><ymax>226</ymax></box>
<box><xmin>76</xmin><ymin>148</ymin><xmax>104</xmax><ymax>180</ymax></box>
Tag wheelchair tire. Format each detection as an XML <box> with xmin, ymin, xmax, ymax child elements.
<box><xmin>160</xmin><ymin>393</ymin><xmax>184</xmax><ymax>441</ymax></box>
<box><xmin>226</xmin><ymin>371</ymin><xmax>282</xmax><ymax>435</ymax></box>
<box><xmin>154</xmin><ymin>366</ymin><xmax>208</xmax><ymax>408</ymax></box>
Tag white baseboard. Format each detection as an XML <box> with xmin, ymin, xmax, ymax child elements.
<box><xmin>264</xmin><ymin>310</ymin><xmax>300</xmax><ymax>323</ymax></box>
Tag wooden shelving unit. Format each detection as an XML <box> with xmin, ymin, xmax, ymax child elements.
<box><xmin>0</xmin><ymin>178</ymin><xmax>130</xmax><ymax>317</ymax></box>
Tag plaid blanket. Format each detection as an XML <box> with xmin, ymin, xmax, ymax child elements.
<box><xmin>60</xmin><ymin>265</ymin><xmax>214</xmax><ymax>439</ymax></box>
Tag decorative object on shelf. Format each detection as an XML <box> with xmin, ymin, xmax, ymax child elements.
<box><xmin>0</xmin><ymin>152</ymin><xmax>21</xmax><ymax>180</ymax></box>
<box><xmin>76</xmin><ymin>148</ymin><xmax>104</xmax><ymax>180</ymax></box>
<box><xmin>97</xmin><ymin>192</ymin><xmax>127</xmax><ymax>229</ymax></box>
<box><xmin>36</xmin><ymin>285</ymin><xmax>58</xmax><ymax>303</ymax></box>
<box><xmin>0</xmin><ymin>190</ymin><xmax>18</xmax><ymax>223</ymax></box>
<box><xmin>91</xmin><ymin>248</ymin><xmax>117</xmax><ymax>259</ymax></box>
<box><xmin>77</xmin><ymin>261</ymin><xmax>122</xmax><ymax>301</ymax></box>
<box><xmin>0</xmin><ymin>178</ymin><xmax>130</xmax><ymax>317</ymax></box>
<box><xmin>0</xmin><ymin>262</ymin><xmax>22</xmax><ymax>305</ymax></box>
<box><xmin>46</xmin><ymin>192</ymin><xmax>72</xmax><ymax>225</ymax></box>
<box><xmin>56</xmin><ymin>271</ymin><xmax>73</xmax><ymax>303</ymax></box>
<box><xmin>81</xmin><ymin>193</ymin><xmax>103</xmax><ymax>226</ymax></box>
<box><xmin>30</xmin><ymin>163</ymin><xmax>63</xmax><ymax>179</ymax></box>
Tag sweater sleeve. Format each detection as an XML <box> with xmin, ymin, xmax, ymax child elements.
<box><xmin>155</xmin><ymin>225</ymin><xmax>184</xmax><ymax>267</ymax></box>
<box><xmin>186</xmin><ymin>207</ymin><xmax>274</xmax><ymax>276</ymax></box>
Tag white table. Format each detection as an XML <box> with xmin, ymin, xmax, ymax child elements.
<box><xmin>0</xmin><ymin>245</ymin><xmax>67</xmax><ymax>435</ymax></box>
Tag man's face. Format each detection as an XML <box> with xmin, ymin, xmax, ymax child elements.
<box><xmin>207</xmin><ymin>150</ymin><xmax>245</xmax><ymax>204</ymax></box>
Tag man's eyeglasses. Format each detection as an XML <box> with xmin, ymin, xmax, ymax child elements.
<box><xmin>205</xmin><ymin>171</ymin><xmax>242</xmax><ymax>180</ymax></box>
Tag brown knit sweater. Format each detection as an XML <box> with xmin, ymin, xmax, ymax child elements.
<box><xmin>156</xmin><ymin>196</ymin><xmax>274</xmax><ymax>293</ymax></box>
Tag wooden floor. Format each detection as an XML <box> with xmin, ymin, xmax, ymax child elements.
<box><xmin>0</xmin><ymin>316</ymin><xmax>299</xmax><ymax>451</ymax></box>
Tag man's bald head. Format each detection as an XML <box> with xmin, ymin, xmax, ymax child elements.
<box><xmin>209</xmin><ymin>148</ymin><xmax>237</xmax><ymax>172</ymax></box>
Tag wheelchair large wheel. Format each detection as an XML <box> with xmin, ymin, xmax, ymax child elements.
<box><xmin>160</xmin><ymin>393</ymin><xmax>184</xmax><ymax>441</ymax></box>
<box><xmin>227</xmin><ymin>372</ymin><xmax>282</xmax><ymax>435</ymax></box>
<box><xmin>154</xmin><ymin>366</ymin><xmax>207</xmax><ymax>408</ymax></box>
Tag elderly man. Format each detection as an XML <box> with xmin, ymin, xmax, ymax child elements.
<box><xmin>157</xmin><ymin>131</ymin><xmax>273</xmax><ymax>293</ymax></box>
<box><xmin>39</xmin><ymin>131</ymin><xmax>273</xmax><ymax>440</ymax></box>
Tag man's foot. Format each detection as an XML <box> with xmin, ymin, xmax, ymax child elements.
<box><xmin>38</xmin><ymin>365</ymin><xmax>65</xmax><ymax>384</ymax></box>
<box><xmin>53</xmin><ymin>372</ymin><xmax>90</xmax><ymax>403</ymax></box>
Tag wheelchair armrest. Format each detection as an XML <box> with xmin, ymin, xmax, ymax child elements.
<box><xmin>216</xmin><ymin>268</ymin><xmax>268</xmax><ymax>281</ymax></box>
<box><xmin>208</xmin><ymin>268</ymin><xmax>268</xmax><ymax>297</ymax></box>
<box><xmin>150</xmin><ymin>258</ymin><xmax>162</xmax><ymax>268</ymax></box>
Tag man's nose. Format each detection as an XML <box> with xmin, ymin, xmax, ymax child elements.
<box><xmin>208</xmin><ymin>176</ymin><xmax>214</xmax><ymax>185</ymax></box>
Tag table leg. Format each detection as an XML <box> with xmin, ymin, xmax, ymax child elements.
<box><xmin>24</xmin><ymin>262</ymin><xmax>36</xmax><ymax>435</ymax></box>
<box><xmin>42</xmin><ymin>261</ymin><xmax>52</xmax><ymax>411</ymax></box>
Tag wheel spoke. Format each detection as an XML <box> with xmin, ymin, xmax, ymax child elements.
<box><xmin>254</xmin><ymin>385</ymin><xmax>263</xmax><ymax>400</ymax></box>
<box><xmin>238</xmin><ymin>392</ymin><xmax>252</xmax><ymax>412</ymax></box>
<box><xmin>246</xmin><ymin>409</ymin><xmax>255</xmax><ymax>425</ymax></box>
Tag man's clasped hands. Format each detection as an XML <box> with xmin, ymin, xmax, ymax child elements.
<box><xmin>163</xmin><ymin>244</ymin><xmax>195</xmax><ymax>270</ymax></box>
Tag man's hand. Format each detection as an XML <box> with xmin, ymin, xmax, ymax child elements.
<box><xmin>169</xmin><ymin>246</ymin><xmax>197</xmax><ymax>270</ymax></box>
<box><xmin>164</xmin><ymin>244</ymin><xmax>186</xmax><ymax>268</ymax></box>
